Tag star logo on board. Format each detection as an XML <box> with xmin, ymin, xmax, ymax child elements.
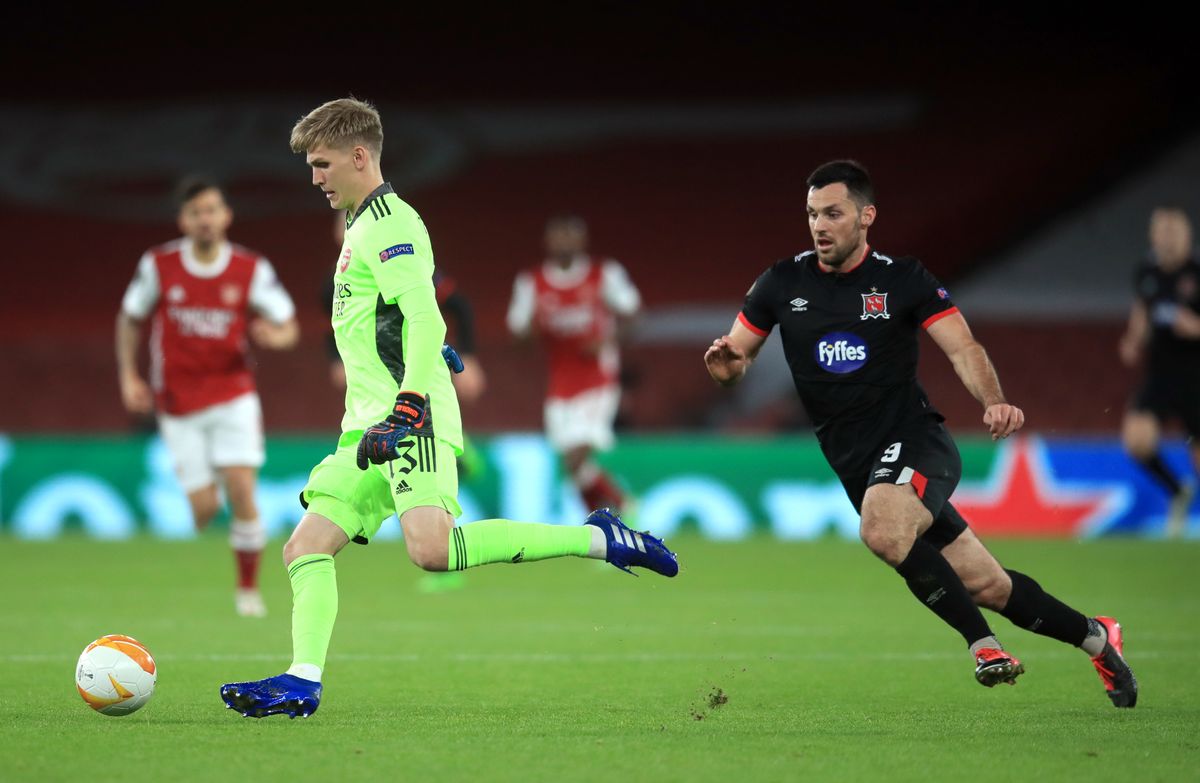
<box><xmin>952</xmin><ymin>437</ymin><xmax>1129</xmax><ymax>538</ymax></box>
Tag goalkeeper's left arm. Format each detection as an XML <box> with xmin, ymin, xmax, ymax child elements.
<box><xmin>394</xmin><ymin>284</ymin><xmax>447</xmax><ymax>397</ymax></box>
<box><xmin>356</xmin><ymin>285</ymin><xmax>449</xmax><ymax>469</ymax></box>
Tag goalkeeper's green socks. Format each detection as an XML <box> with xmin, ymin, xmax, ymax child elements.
<box><xmin>447</xmin><ymin>519</ymin><xmax>599</xmax><ymax>571</ymax></box>
<box><xmin>285</xmin><ymin>554</ymin><xmax>337</xmax><ymax>682</ymax></box>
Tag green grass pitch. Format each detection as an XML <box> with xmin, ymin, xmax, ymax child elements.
<box><xmin>2</xmin><ymin>533</ymin><xmax>1198</xmax><ymax>782</ymax></box>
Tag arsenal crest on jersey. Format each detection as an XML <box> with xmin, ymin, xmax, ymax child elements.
<box><xmin>338</xmin><ymin>246</ymin><xmax>352</xmax><ymax>274</ymax></box>
<box><xmin>220</xmin><ymin>283</ymin><xmax>242</xmax><ymax>306</ymax></box>
<box><xmin>861</xmin><ymin>289</ymin><xmax>890</xmax><ymax>320</ymax></box>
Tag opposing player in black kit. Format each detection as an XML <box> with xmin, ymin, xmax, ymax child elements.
<box><xmin>1118</xmin><ymin>206</ymin><xmax>1200</xmax><ymax>538</ymax></box>
<box><xmin>704</xmin><ymin>160</ymin><xmax>1137</xmax><ymax>707</ymax></box>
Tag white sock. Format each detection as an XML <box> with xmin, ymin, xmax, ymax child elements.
<box><xmin>969</xmin><ymin>636</ymin><xmax>1003</xmax><ymax>657</ymax></box>
<box><xmin>1080</xmin><ymin>618</ymin><xmax>1108</xmax><ymax>656</ymax></box>
<box><xmin>587</xmin><ymin>526</ymin><xmax>607</xmax><ymax>559</ymax></box>
<box><xmin>230</xmin><ymin>518</ymin><xmax>266</xmax><ymax>551</ymax></box>
<box><xmin>286</xmin><ymin>663</ymin><xmax>322</xmax><ymax>682</ymax></box>
<box><xmin>573</xmin><ymin>459</ymin><xmax>602</xmax><ymax>488</ymax></box>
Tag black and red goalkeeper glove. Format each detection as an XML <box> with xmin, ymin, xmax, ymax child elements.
<box><xmin>356</xmin><ymin>392</ymin><xmax>428</xmax><ymax>470</ymax></box>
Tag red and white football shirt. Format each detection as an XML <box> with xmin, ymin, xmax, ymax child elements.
<box><xmin>121</xmin><ymin>238</ymin><xmax>295</xmax><ymax>415</ymax></box>
<box><xmin>507</xmin><ymin>255</ymin><xmax>640</xmax><ymax>400</ymax></box>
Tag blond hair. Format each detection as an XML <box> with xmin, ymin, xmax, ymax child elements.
<box><xmin>290</xmin><ymin>97</ymin><xmax>383</xmax><ymax>156</ymax></box>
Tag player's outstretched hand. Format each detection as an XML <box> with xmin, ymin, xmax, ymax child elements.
<box><xmin>249</xmin><ymin>319</ymin><xmax>300</xmax><ymax>350</ymax></box>
<box><xmin>1116</xmin><ymin>333</ymin><xmax>1141</xmax><ymax>367</ymax></box>
<box><xmin>1173</xmin><ymin>308</ymin><xmax>1200</xmax><ymax>338</ymax></box>
<box><xmin>452</xmin><ymin>355</ymin><xmax>487</xmax><ymax>404</ymax></box>
<box><xmin>983</xmin><ymin>403</ymin><xmax>1024</xmax><ymax>441</ymax></box>
<box><xmin>356</xmin><ymin>392</ymin><xmax>427</xmax><ymax>469</ymax></box>
<box><xmin>704</xmin><ymin>336</ymin><xmax>748</xmax><ymax>385</ymax></box>
<box><xmin>119</xmin><ymin>373</ymin><xmax>154</xmax><ymax>415</ymax></box>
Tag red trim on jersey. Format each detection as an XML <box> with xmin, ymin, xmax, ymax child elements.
<box><xmin>817</xmin><ymin>244</ymin><xmax>871</xmax><ymax>274</ymax></box>
<box><xmin>921</xmin><ymin>306</ymin><xmax>960</xmax><ymax>330</ymax></box>
<box><xmin>909</xmin><ymin>470</ymin><xmax>928</xmax><ymax>499</ymax></box>
<box><xmin>737</xmin><ymin>311</ymin><xmax>770</xmax><ymax>337</ymax></box>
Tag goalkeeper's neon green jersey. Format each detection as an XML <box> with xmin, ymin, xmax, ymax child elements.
<box><xmin>331</xmin><ymin>183</ymin><xmax>462</xmax><ymax>453</ymax></box>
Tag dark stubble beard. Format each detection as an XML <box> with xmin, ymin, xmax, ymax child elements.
<box><xmin>820</xmin><ymin>225</ymin><xmax>861</xmax><ymax>269</ymax></box>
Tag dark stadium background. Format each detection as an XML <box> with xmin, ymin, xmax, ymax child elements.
<box><xmin>1</xmin><ymin>5</ymin><xmax>1195</xmax><ymax>437</ymax></box>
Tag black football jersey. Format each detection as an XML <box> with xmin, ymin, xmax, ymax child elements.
<box><xmin>1133</xmin><ymin>255</ymin><xmax>1200</xmax><ymax>376</ymax></box>
<box><xmin>740</xmin><ymin>247</ymin><xmax>958</xmax><ymax>476</ymax></box>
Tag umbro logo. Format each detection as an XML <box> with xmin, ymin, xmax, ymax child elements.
<box><xmin>790</xmin><ymin>297</ymin><xmax>809</xmax><ymax>312</ymax></box>
<box><xmin>873</xmin><ymin>468</ymin><xmax>893</xmax><ymax>478</ymax></box>
<box><xmin>394</xmin><ymin>480</ymin><xmax>413</xmax><ymax>495</ymax></box>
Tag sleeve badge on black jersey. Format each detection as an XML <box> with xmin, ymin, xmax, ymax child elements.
<box><xmin>936</xmin><ymin>287</ymin><xmax>950</xmax><ymax>300</ymax></box>
<box><xmin>861</xmin><ymin>289</ymin><xmax>890</xmax><ymax>320</ymax></box>
<box><xmin>379</xmin><ymin>244</ymin><xmax>415</xmax><ymax>263</ymax></box>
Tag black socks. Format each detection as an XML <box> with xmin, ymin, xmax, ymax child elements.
<box><xmin>999</xmin><ymin>569</ymin><xmax>1089</xmax><ymax>646</ymax></box>
<box><xmin>895</xmin><ymin>538</ymin><xmax>993</xmax><ymax>646</ymax></box>
<box><xmin>1139</xmin><ymin>453</ymin><xmax>1182</xmax><ymax>496</ymax></box>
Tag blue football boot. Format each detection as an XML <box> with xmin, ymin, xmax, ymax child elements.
<box><xmin>220</xmin><ymin>673</ymin><xmax>322</xmax><ymax>719</ymax></box>
<box><xmin>584</xmin><ymin>507</ymin><xmax>679</xmax><ymax>577</ymax></box>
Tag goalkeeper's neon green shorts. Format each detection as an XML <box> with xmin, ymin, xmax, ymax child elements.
<box><xmin>300</xmin><ymin>431</ymin><xmax>462</xmax><ymax>544</ymax></box>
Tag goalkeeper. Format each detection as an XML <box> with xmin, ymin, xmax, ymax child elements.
<box><xmin>220</xmin><ymin>97</ymin><xmax>678</xmax><ymax>719</ymax></box>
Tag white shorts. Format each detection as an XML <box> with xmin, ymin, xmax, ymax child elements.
<box><xmin>544</xmin><ymin>385</ymin><xmax>620</xmax><ymax>452</ymax></box>
<box><xmin>158</xmin><ymin>392</ymin><xmax>265</xmax><ymax>493</ymax></box>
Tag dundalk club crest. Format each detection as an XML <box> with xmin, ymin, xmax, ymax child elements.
<box><xmin>861</xmin><ymin>288</ymin><xmax>890</xmax><ymax>319</ymax></box>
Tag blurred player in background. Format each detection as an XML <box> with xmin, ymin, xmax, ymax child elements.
<box><xmin>116</xmin><ymin>177</ymin><xmax>299</xmax><ymax>617</ymax></box>
<box><xmin>1118</xmin><ymin>206</ymin><xmax>1200</xmax><ymax>538</ymax></box>
<box><xmin>705</xmin><ymin>159</ymin><xmax>1137</xmax><ymax>708</ymax></box>
<box><xmin>507</xmin><ymin>215</ymin><xmax>640</xmax><ymax>515</ymax></box>
<box><xmin>325</xmin><ymin>210</ymin><xmax>487</xmax><ymax>592</ymax></box>
<box><xmin>221</xmin><ymin>98</ymin><xmax>676</xmax><ymax>719</ymax></box>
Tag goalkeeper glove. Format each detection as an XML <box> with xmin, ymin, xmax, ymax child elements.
<box><xmin>356</xmin><ymin>392</ymin><xmax>428</xmax><ymax>470</ymax></box>
<box><xmin>442</xmin><ymin>343</ymin><xmax>464</xmax><ymax>374</ymax></box>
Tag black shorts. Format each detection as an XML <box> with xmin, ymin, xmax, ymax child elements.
<box><xmin>835</xmin><ymin>415</ymin><xmax>968</xmax><ymax>550</ymax></box>
<box><xmin>1132</xmin><ymin>372</ymin><xmax>1200</xmax><ymax>439</ymax></box>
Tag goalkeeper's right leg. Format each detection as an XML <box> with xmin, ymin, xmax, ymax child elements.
<box><xmin>220</xmin><ymin>511</ymin><xmax>348</xmax><ymax>718</ymax></box>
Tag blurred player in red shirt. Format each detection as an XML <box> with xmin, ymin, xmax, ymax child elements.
<box><xmin>116</xmin><ymin>177</ymin><xmax>299</xmax><ymax>617</ymax></box>
<box><xmin>507</xmin><ymin>215</ymin><xmax>640</xmax><ymax>514</ymax></box>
